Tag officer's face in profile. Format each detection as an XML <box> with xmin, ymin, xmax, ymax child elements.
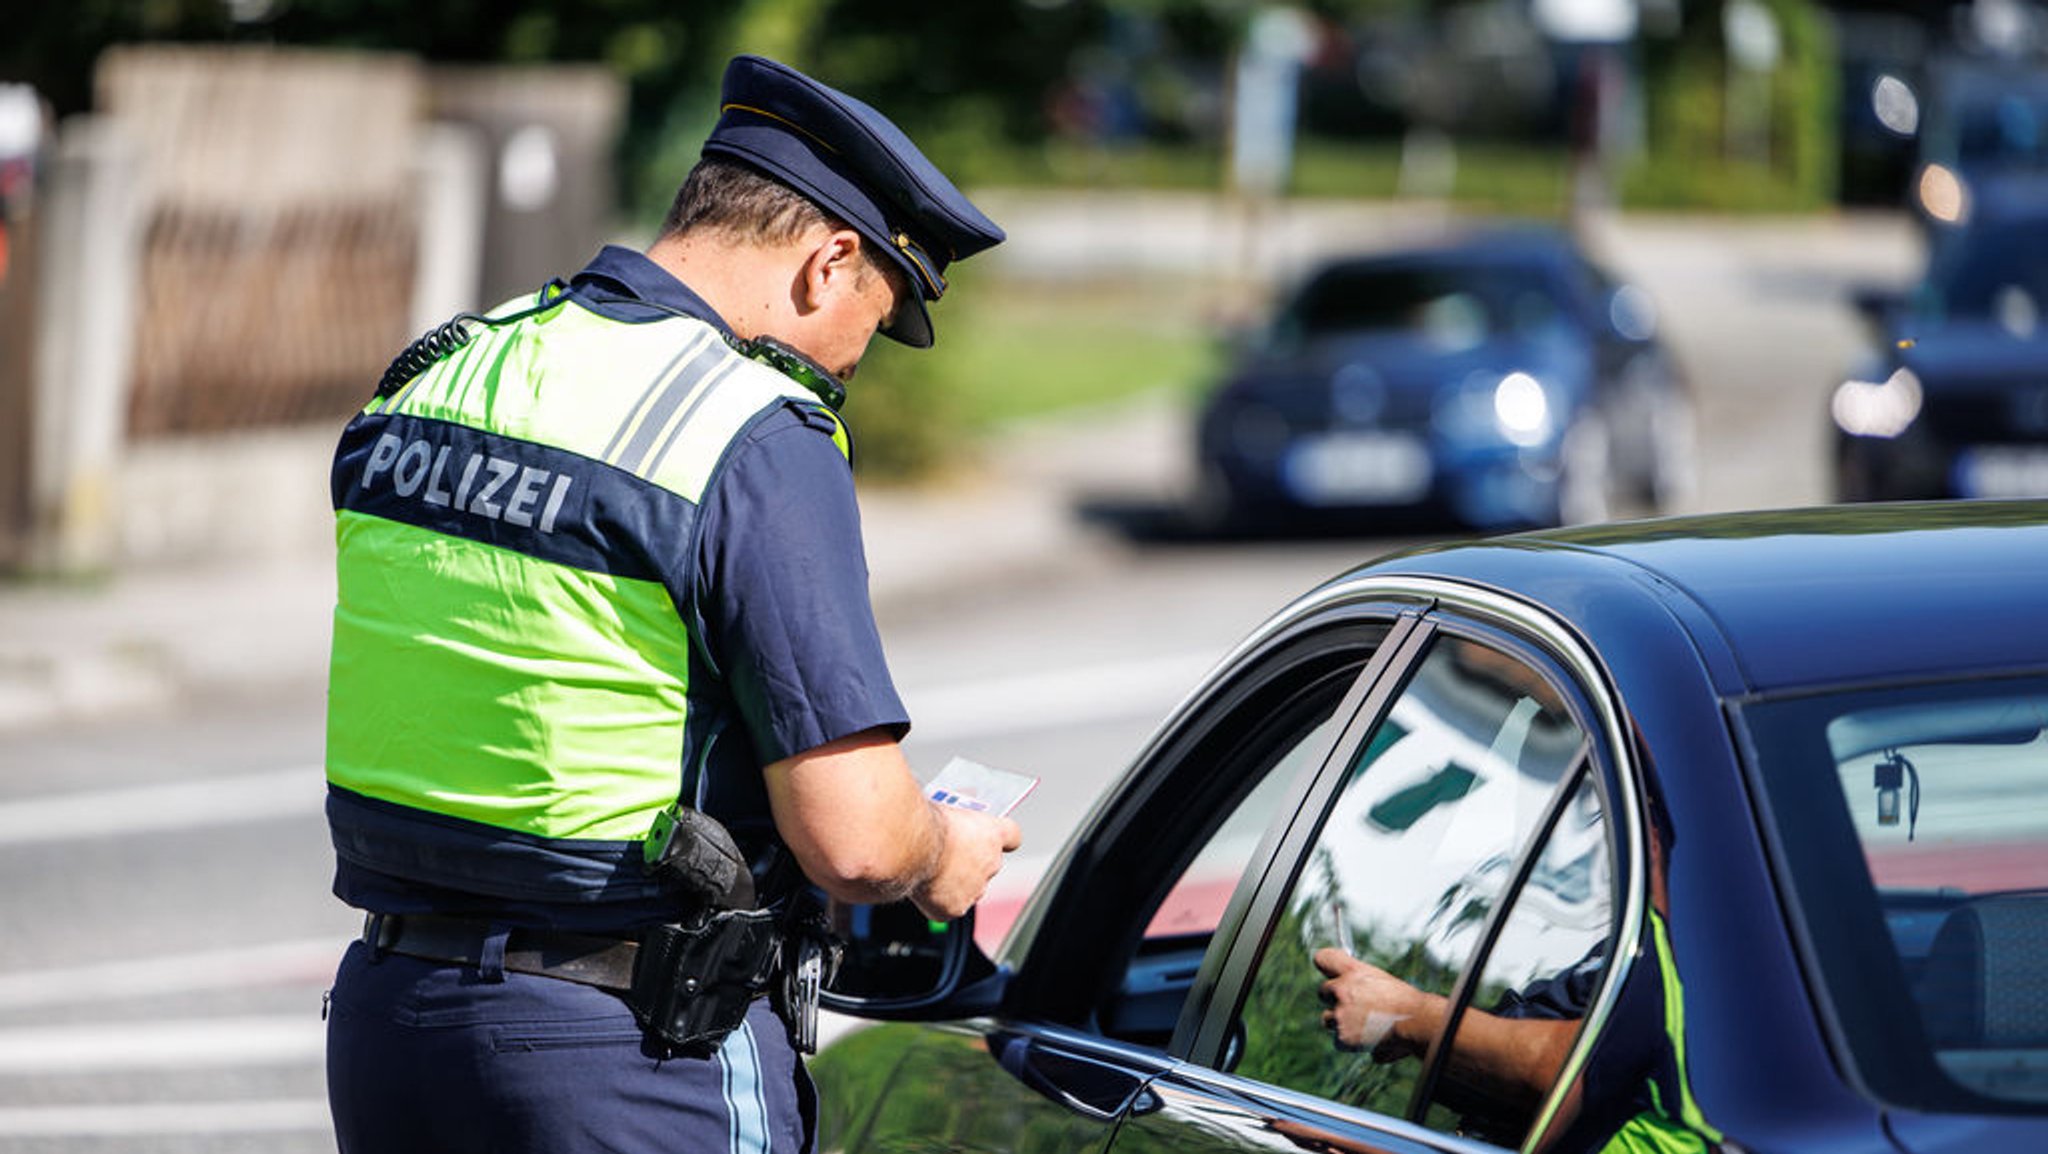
<box><xmin>840</xmin><ymin>258</ymin><xmax>905</xmax><ymax>382</ymax></box>
<box><xmin>785</xmin><ymin>228</ymin><xmax>905</xmax><ymax>382</ymax></box>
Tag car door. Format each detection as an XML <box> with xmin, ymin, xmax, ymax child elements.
<box><xmin>1105</xmin><ymin>607</ymin><xmax>1637</xmax><ymax>1154</ymax></box>
<box><xmin>819</xmin><ymin>611</ymin><xmax>1424</xmax><ymax>1154</ymax></box>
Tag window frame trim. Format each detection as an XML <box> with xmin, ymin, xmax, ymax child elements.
<box><xmin>1183</xmin><ymin>574</ymin><xmax>1650</xmax><ymax>1154</ymax></box>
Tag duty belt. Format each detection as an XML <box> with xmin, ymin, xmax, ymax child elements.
<box><xmin>362</xmin><ymin>912</ymin><xmax>640</xmax><ymax>992</ymax></box>
<box><xmin>358</xmin><ymin>909</ymin><xmax>836</xmax><ymax>1055</ymax></box>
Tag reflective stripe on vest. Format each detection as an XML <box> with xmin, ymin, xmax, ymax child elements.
<box><xmin>1599</xmin><ymin>909</ymin><xmax>1724</xmax><ymax>1154</ymax></box>
<box><xmin>326</xmin><ymin>294</ymin><xmax>837</xmax><ymax>902</ymax></box>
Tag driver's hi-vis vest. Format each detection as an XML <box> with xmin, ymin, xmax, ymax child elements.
<box><xmin>324</xmin><ymin>288</ymin><xmax>846</xmax><ymax>908</ymax></box>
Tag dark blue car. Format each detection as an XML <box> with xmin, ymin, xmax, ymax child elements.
<box><xmin>1907</xmin><ymin>55</ymin><xmax>2048</xmax><ymax>235</ymax></box>
<box><xmin>1189</xmin><ymin>227</ymin><xmax>1693</xmax><ymax>534</ymax></box>
<box><xmin>1835</xmin><ymin>175</ymin><xmax>2048</xmax><ymax>502</ymax></box>
<box><xmin>815</xmin><ymin>502</ymin><xmax>2048</xmax><ymax>1154</ymax></box>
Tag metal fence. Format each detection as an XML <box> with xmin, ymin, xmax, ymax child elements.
<box><xmin>97</xmin><ymin>45</ymin><xmax>424</xmax><ymax>438</ymax></box>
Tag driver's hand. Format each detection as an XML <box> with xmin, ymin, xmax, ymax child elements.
<box><xmin>1314</xmin><ymin>948</ymin><xmax>1429</xmax><ymax>1061</ymax></box>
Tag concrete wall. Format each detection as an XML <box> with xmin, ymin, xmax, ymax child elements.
<box><xmin>119</xmin><ymin>423</ymin><xmax>339</xmax><ymax>571</ymax></box>
<box><xmin>0</xmin><ymin>47</ymin><xmax>572</xmax><ymax>577</ymax></box>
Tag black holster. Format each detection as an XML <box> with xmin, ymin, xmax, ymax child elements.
<box><xmin>626</xmin><ymin>908</ymin><xmax>784</xmax><ymax>1057</ymax></box>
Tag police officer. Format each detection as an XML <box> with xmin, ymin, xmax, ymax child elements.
<box><xmin>322</xmin><ymin>55</ymin><xmax>1020</xmax><ymax>1154</ymax></box>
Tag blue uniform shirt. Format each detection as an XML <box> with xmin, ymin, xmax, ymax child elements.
<box><xmin>332</xmin><ymin>245</ymin><xmax>910</xmax><ymax>930</ymax></box>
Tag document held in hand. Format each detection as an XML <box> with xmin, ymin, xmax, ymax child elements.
<box><xmin>926</xmin><ymin>756</ymin><xmax>1038</xmax><ymax>817</ymax></box>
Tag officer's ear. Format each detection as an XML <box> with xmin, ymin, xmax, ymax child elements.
<box><xmin>794</xmin><ymin>228</ymin><xmax>868</xmax><ymax>313</ymax></box>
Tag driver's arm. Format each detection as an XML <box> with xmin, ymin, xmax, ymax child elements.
<box><xmin>1315</xmin><ymin>949</ymin><xmax>1580</xmax><ymax>1114</ymax></box>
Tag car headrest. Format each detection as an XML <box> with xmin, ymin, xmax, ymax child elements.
<box><xmin>1921</xmin><ymin>895</ymin><xmax>2048</xmax><ymax>1049</ymax></box>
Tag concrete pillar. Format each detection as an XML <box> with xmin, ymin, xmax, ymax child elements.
<box><xmin>28</xmin><ymin>116</ymin><xmax>144</xmax><ymax>576</ymax></box>
<box><xmin>427</xmin><ymin>66</ymin><xmax>626</xmax><ymax>307</ymax></box>
<box><xmin>409</xmin><ymin>121</ymin><xmax>489</xmax><ymax>334</ymax></box>
<box><xmin>0</xmin><ymin>192</ymin><xmax>37</xmax><ymax>571</ymax></box>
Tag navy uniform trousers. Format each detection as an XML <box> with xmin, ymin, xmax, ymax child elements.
<box><xmin>326</xmin><ymin>940</ymin><xmax>816</xmax><ymax>1153</ymax></box>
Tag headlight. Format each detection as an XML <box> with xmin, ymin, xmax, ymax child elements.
<box><xmin>1831</xmin><ymin>367</ymin><xmax>1923</xmax><ymax>438</ymax></box>
<box><xmin>1492</xmin><ymin>372</ymin><xmax>1553</xmax><ymax>447</ymax></box>
<box><xmin>1917</xmin><ymin>164</ymin><xmax>1969</xmax><ymax>226</ymax></box>
<box><xmin>1871</xmin><ymin>73</ymin><xmax>1919</xmax><ymax>137</ymax></box>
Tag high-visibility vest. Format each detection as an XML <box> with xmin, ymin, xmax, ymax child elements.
<box><xmin>324</xmin><ymin>287</ymin><xmax>846</xmax><ymax>906</ymax></box>
<box><xmin>1600</xmin><ymin>909</ymin><xmax>1724</xmax><ymax>1154</ymax></box>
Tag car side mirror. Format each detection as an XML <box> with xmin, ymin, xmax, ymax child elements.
<box><xmin>819</xmin><ymin>898</ymin><xmax>1002</xmax><ymax>1019</ymax></box>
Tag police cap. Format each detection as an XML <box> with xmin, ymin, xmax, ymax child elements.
<box><xmin>703</xmin><ymin>54</ymin><xmax>1005</xmax><ymax>348</ymax></box>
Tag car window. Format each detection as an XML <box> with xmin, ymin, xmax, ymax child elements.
<box><xmin>1227</xmin><ymin>634</ymin><xmax>1590</xmax><ymax>1129</ymax></box>
<box><xmin>1743</xmin><ymin>676</ymin><xmax>2048</xmax><ymax>1114</ymax></box>
<box><xmin>1274</xmin><ymin>263</ymin><xmax>1565</xmax><ymax>351</ymax></box>
<box><xmin>1948</xmin><ymin>87</ymin><xmax>2048</xmax><ymax>170</ymax></box>
<box><xmin>1143</xmin><ymin>731</ymin><xmax>1331</xmax><ymax>941</ymax></box>
<box><xmin>1094</xmin><ymin>639</ymin><xmax>1375</xmax><ymax>1049</ymax></box>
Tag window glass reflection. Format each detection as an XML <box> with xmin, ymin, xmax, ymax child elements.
<box><xmin>1234</xmin><ymin>636</ymin><xmax>1586</xmax><ymax>1123</ymax></box>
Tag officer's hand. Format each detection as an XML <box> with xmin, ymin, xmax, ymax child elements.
<box><xmin>910</xmin><ymin>803</ymin><xmax>1022</xmax><ymax>922</ymax></box>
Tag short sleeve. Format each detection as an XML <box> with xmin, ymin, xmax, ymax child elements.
<box><xmin>694</xmin><ymin>404</ymin><xmax>909</xmax><ymax>764</ymax></box>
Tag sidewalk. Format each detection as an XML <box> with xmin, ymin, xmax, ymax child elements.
<box><xmin>0</xmin><ymin>394</ymin><xmax>1189</xmax><ymax>735</ymax></box>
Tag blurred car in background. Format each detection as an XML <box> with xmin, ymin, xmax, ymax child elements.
<box><xmin>1908</xmin><ymin>54</ymin><xmax>2048</xmax><ymax>234</ymax></box>
<box><xmin>1188</xmin><ymin>225</ymin><xmax>1692</xmax><ymax>534</ymax></box>
<box><xmin>1834</xmin><ymin>174</ymin><xmax>2048</xmax><ymax>502</ymax></box>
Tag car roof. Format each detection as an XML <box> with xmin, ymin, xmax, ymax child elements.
<box><xmin>1348</xmin><ymin>501</ymin><xmax>2048</xmax><ymax>695</ymax></box>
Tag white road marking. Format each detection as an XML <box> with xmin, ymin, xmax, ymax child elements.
<box><xmin>0</xmin><ymin>937</ymin><xmax>346</xmax><ymax>1011</ymax></box>
<box><xmin>903</xmin><ymin>651</ymin><xmax>1214</xmax><ymax>743</ymax></box>
<box><xmin>0</xmin><ymin>1015</ymin><xmax>324</xmax><ymax>1075</ymax></box>
<box><xmin>0</xmin><ymin>1100</ymin><xmax>331</xmax><ymax>1136</ymax></box>
<box><xmin>0</xmin><ymin>653</ymin><xmax>1211</xmax><ymax>847</ymax></box>
<box><xmin>0</xmin><ymin>765</ymin><xmax>322</xmax><ymax>847</ymax></box>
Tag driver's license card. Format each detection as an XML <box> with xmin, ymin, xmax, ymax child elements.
<box><xmin>926</xmin><ymin>757</ymin><xmax>1038</xmax><ymax>817</ymax></box>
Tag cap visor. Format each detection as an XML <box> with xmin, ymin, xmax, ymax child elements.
<box><xmin>878</xmin><ymin>257</ymin><xmax>935</xmax><ymax>347</ymax></box>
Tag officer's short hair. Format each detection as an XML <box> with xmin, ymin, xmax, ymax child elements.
<box><xmin>660</xmin><ymin>158</ymin><xmax>904</xmax><ymax>296</ymax></box>
<box><xmin>662</xmin><ymin>157</ymin><xmax>826</xmax><ymax>247</ymax></box>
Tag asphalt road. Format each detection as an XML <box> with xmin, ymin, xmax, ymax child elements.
<box><xmin>0</xmin><ymin>209</ymin><xmax>1920</xmax><ymax>1150</ymax></box>
<box><xmin>0</xmin><ymin>537</ymin><xmax>1387</xmax><ymax>1153</ymax></box>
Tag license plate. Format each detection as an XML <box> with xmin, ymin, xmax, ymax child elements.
<box><xmin>1955</xmin><ymin>446</ymin><xmax>2048</xmax><ymax>498</ymax></box>
<box><xmin>1283</xmin><ymin>433</ymin><xmax>1432</xmax><ymax>505</ymax></box>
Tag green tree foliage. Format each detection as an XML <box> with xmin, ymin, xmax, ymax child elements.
<box><xmin>1627</xmin><ymin>0</ymin><xmax>1839</xmax><ymax>211</ymax></box>
<box><xmin>1</xmin><ymin>0</ymin><xmax>732</xmax><ymax>227</ymax></box>
<box><xmin>1</xmin><ymin>0</ymin><xmax>242</xmax><ymax>117</ymax></box>
<box><xmin>0</xmin><ymin>0</ymin><xmax>1117</xmax><ymax>228</ymax></box>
